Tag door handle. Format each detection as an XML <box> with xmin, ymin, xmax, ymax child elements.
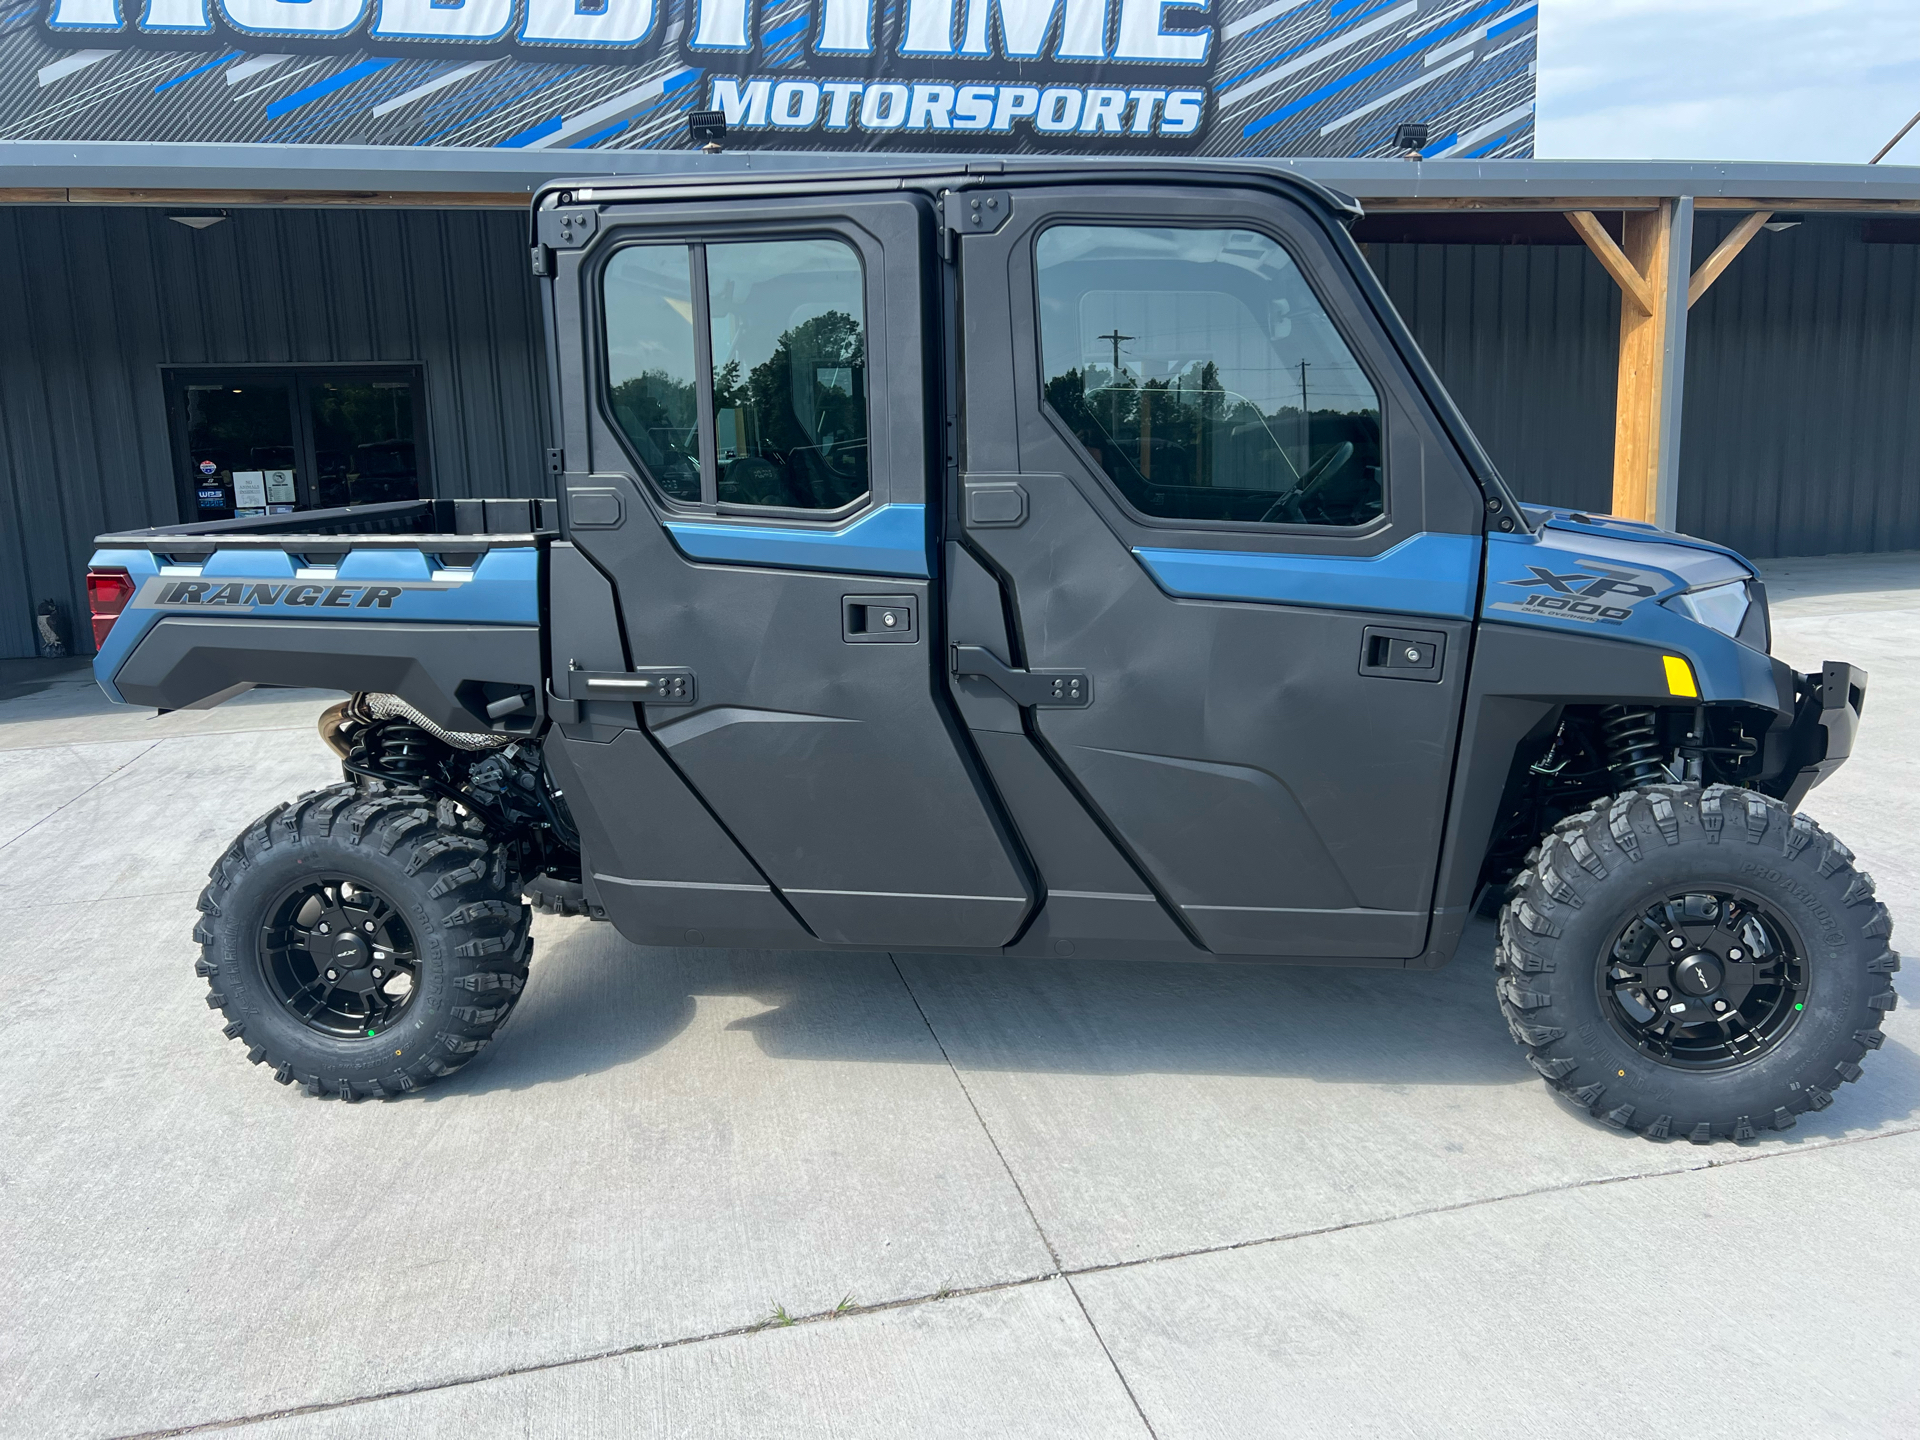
<box><xmin>950</xmin><ymin>645</ymin><xmax>1092</xmax><ymax>708</ymax></box>
<box><xmin>1359</xmin><ymin>625</ymin><xmax>1446</xmax><ymax>682</ymax></box>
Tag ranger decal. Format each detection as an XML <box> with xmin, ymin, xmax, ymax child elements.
<box><xmin>135</xmin><ymin>577</ymin><xmax>461</xmax><ymax>614</ymax></box>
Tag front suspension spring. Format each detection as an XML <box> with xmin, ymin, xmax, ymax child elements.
<box><xmin>1600</xmin><ymin>705</ymin><xmax>1666</xmax><ymax>787</ymax></box>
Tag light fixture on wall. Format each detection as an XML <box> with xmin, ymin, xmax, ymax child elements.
<box><xmin>168</xmin><ymin>211</ymin><xmax>227</xmax><ymax>230</ymax></box>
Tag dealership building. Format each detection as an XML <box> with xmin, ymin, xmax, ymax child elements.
<box><xmin>2</xmin><ymin>0</ymin><xmax>1918</xmax><ymax>658</ymax></box>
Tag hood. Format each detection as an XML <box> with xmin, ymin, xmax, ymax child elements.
<box><xmin>1517</xmin><ymin>505</ymin><xmax>1757</xmax><ymax>576</ymax></box>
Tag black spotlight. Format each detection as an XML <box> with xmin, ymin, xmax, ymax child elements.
<box><xmin>687</xmin><ymin>110</ymin><xmax>727</xmax><ymax>150</ymax></box>
<box><xmin>1392</xmin><ymin>121</ymin><xmax>1430</xmax><ymax>153</ymax></box>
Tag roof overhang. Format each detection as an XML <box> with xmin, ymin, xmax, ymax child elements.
<box><xmin>6</xmin><ymin>142</ymin><xmax>1920</xmax><ymax>212</ymax></box>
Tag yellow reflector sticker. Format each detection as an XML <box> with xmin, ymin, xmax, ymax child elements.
<box><xmin>1663</xmin><ymin>655</ymin><xmax>1699</xmax><ymax>698</ymax></box>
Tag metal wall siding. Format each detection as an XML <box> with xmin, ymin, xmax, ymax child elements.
<box><xmin>1371</xmin><ymin>218</ymin><xmax>1920</xmax><ymax>560</ymax></box>
<box><xmin>0</xmin><ymin>205</ymin><xmax>548</xmax><ymax>659</ymax></box>
<box><xmin>1369</xmin><ymin>238</ymin><xmax>1621</xmax><ymax>518</ymax></box>
<box><xmin>1681</xmin><ymin>215</ymin><xmax>1920</xmax><ymax>558</ymax></box>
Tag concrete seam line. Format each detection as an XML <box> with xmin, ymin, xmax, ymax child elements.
<box><xmin>1062</xmin><ymin>1274</ymin><xmax>1167</xmax><ymax>1440</ymax></box>
<box><xmin>885</xmin><ymin>953</ymin><xmax>1067</xmax><ymax>1270</ymax></box>
<box><xmin>108</xmin><ymin>1273</ymin><xmax>1068</xmax><ymax>1440</ymax></box>
<box><xmin>1064</xmin><ymin>1118</ymin><xmax>1920</xmax><ymax>1280</ymax></box>
<box><xmin>0</xmin><ymin>738</ymin><xmax>162</xmax><ymax>857</ymax></box>
<box><xmin>104</xmin><ymin>1117</ymin><xmax>1920</xmax><ymax>1434</ymax></box>
<box><xmin>26</xmin><ymin>886</ymin><xmax>206</xmax><ymax>907</ymax></box>
<box><xmin>0</xmin><ymin>719</ymin><xmax>323</xmax><ymax>756</ymax></box>
<box><xmin>887</xmin><ymin>953</ymin><xmax>1165</xmax><ymax>1440</ymax></box>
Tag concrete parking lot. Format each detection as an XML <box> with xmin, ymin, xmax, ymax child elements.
<box><xmin>2</xmin><ymin>552</ymin><xmax>1916</xmax><ymax>1440</ymax></box>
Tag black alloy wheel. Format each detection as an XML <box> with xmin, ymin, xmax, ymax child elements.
<box><xmin>1496</xmin><ymin>783</ymin><xmax>1899</xmax><ymax>1142</ymax></box>
<box><xmin>197</xmin><ymin>784</ymin><xmax>533</xmax><ymax>1099</ymax></box>
<box><xmin>260</xmin><ymin>874</ymin><xmax>420</xmax><ymax>1039</ymax></box>
<box><xmin>1599</xmin><ymin>888</ymin><xmax>1806</xmax><ymax>1070</ymax></box>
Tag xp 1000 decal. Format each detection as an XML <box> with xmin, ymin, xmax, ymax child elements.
<box><xmin>1487</xmin><ymin>561</ymin><xmax>1667</xmax><ymax>627</ymax></box>
<box><xmin>7</xmin><ymin>0</ymin><xmax>1536</xmax><ymax>156</ymax></box>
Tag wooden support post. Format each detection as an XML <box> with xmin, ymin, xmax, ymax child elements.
<box><xmin>1688</xmin><ymin>210</ymin><xmax>1772</xmax><ymax>307</ymax></box>
<box><xmin>1571</xmin><ymin>200</ymin><xmax>1695</xmax><ymax>526</ymax></box>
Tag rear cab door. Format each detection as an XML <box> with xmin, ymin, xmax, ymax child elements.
<box><xmin>542</xmin><ymin>183</ymin><xmax>1033</xmax><ymax>950</ymax></box>
<box><xmin>948</xmin><ymin>179</ymin><xmax>1489</xmax><ymax>960</ymax></box>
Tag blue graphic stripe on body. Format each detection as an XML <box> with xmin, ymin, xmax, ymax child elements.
<box><xmin>1133</xmin><ymin>531</ymin><xmax>1481</xmax><ymax>619</ymax></box>
<box><xmin>663</xmin><ymin>504</ymin><xmax>929</xmax><ymax>578</ymax></box>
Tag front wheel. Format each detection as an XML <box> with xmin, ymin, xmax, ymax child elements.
<box><xmin>1496</xmin><ymin>784</ymin><xmax>1898</xmax><ymax>1142</ymax></box>
<box><xmin>195</xmin><ymin>784</ymin><xmax>532</xmax><ymax>1099</ymax></box>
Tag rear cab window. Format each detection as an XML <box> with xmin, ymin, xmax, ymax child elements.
<box><xmin>602</xmin><ymin>237</ymin><xmax>871</xmax><ymax>516</ymax></box>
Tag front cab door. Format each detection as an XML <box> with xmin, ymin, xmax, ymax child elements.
<box><xmin>953</xmin><ymin>184</ymin><xmax>1487</xmax><ymax>959</ymax></box>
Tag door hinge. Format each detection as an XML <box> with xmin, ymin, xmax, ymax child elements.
<box><xmin>563</xmin><ymin>664</ymin><xmax>697</xmax><ymax>704</ymax></box>
<box><xmin>940</xmin><ymin>188</ymin><xmax>1011</xmax><ymax>261</ymax></box>
<box><xmin>951</xmin><ymin>645</ymin><xmax>1090</xmax><ymax>708</ymax></box>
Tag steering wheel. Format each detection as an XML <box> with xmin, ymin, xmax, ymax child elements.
<box><xmin>1258</xmin><ymin>441</ymin><xmax>1354</xmax><ymax>523</ymax></box>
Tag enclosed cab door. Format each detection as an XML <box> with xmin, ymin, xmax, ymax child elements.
<box><xmin>541</xmin><ymin>190</ymin><xmax>1032</xmax><ymax>950</ymax></box>
<box><xmin>949</xmin><ymin>184</ymin><xmax>1487</xmax><ymax>959</ymax></box>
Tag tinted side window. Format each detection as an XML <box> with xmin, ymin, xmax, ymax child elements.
<box><xmin>708</xmin><ymin>240</ymin><xmax>869</xmax><ymax>511</ymax></box>
<box><xmin>1036</xmin><ymin>226</ymin><xmax>1383</xmax><ymax>528</ymax></box>
<box><xmin>603</xmin><ymin>245</ymin><xmax>702</xmax><ymax>503</ymax></box>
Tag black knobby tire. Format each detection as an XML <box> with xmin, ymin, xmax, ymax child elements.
<box><xmin>194</xmin><ymin>783</ymin><xmax>532</xmax><ymax>1099</ymax></box>
<box><xmin>1496</xmin><ymin>783</ymin><xmax>1899</xmax><ymax>1142</ymax></box>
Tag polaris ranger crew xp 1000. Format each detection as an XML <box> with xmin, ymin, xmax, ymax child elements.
<box><xmin>87</xmin><ymin>162</ymin><xmax>1892</xmax><ymax>1141</ymax></box>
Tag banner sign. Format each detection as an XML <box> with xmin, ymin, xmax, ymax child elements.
<box><xmin>2</xmin><ymin>0</ymin><xmax>1535</xmax><ymax>156</ymax></box>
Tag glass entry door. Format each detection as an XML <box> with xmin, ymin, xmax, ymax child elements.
<box><xmin>309</xmin><ymin>377</ymin><xmax>420</xmax><ymax>509</ymax></box>
<box><xmin>179</xmin><ymin>381</ymin><xmax>298</xmax><ymax>521</ymax></box>
<box><xmin>167</xmin><ymin>368</ymin><xmax>427</xmax><ymax>521</ymax></box>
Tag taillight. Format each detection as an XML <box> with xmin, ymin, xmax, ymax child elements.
<box><xmin>86</xmin><ymin>567</ymin><xmax>136</xmax><ymax>649</ymax></box>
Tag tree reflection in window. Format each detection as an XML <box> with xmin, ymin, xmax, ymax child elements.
<box><xmin>1037</xmin><ymin>227</ymin><xmax>1383</xmax><ymax>528</ymax></box>
<box><xmin>708</xmin><ymin>240</ymin><xmax>869</xmax><ymax>511</ymax></box>
<box><xmin>603</xmin><ymin>244</ymin><xmax>702</xmax><ymax>502</ymax></box>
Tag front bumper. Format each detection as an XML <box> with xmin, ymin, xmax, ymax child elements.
<box><xmin>1776</xmin><ymin>661</ymin><xmax>1868</xmax><ymax>809</ymax></box>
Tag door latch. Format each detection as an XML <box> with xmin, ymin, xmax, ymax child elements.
<box><xmin>843</xmin><ymin>595</ymin><xmax>917</xmax><ymax>643</ymax></box>
<box><xmin>1359</xmin><ymin>626</ymin><xmax>1446</xmax><ymax>682</ymax></box>
<box><xmin>951</xmin><ymin>645</ymin><xmax>1092</xmax><ymax>708</ymax></box>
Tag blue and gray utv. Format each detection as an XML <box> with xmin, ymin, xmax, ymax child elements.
<box><xmin>87</xmin><ymin>162</ymin><xmax>1891</xmax><ymax>1139</ymax></box>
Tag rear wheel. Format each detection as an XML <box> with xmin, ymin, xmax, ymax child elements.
<box><xmin>1496</xmin><ymin>783</ymin><xmax>1898</xmax><ymax>1141</ymax></box>
<box><xmin>195</xmin><ymin>784</ymin><xmax>532</xmax><ymax>1099</ymax></box>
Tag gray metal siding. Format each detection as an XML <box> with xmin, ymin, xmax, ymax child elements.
<box><xmin>1681</xmin><ymin>214</ymin><xmax>1920</xmax><ymax>558</ymax></box>
<box><xmin>1369</xmin><ymin>217</ymin><xmax>1920</xmax><ymax>560</ymax></box>
<box><xmin>1368</xmin><ymin>239</ymin><xmax>1621</xmax><ymax>519</ymax></box>
<box><xmin>0</xmin><ymin>205</ymin><xmax>547</xmax><ymax>660</ymax></box>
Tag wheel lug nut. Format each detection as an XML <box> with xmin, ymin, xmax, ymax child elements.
<box><xmin>372</xmin><ymin>968</ymin><xmax>383</xmax><ymax>979</ymax></box>
<box><xmin>1713</xmin><ymin>999</ymin><xmax>1728</xmax><ymax>1012</ymax></box>
<box><xmin>1655</xmin><ymin>988</ymin><xmax>1671</xmax><ymax>1001</ymax></box>
<box><xmin>1669</xmin><ymin>936</ymin><xmax>1686</xmax><ymax>949</ymax></box>
<box><xmin>364</xmin><ymin>921</ymin><xmax>375</xmax><ymax>933</ymax></box>
<box><xmin>319</xmin><ymin>923</ymin><xmax>330</xmax><ymax>934</ymax></box>
<box><xmin>325</xmin><ymin>968</ymin><xmax>338</xmax><ymax>981</ymax></box>
<box><xmin>1729</xmin><ymin>947</ymin><xmax>1742</xmax><ymax>960</ymax></box>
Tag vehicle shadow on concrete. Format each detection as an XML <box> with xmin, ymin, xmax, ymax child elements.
<box><xmin>437</xmin><ymin>912</ymin><xmax>1918</xmax><ymax>1139</ymax></box>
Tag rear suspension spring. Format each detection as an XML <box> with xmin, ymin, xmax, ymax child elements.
<box><xmin>368</xmin><ymin>720</ymin><xmax>436</xmax><ymax>782</ymax></box>
<box><xmin>1600</xmin><ymin>706</ymin><xmax>1666</xmax><ymax>787</ymax></box>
